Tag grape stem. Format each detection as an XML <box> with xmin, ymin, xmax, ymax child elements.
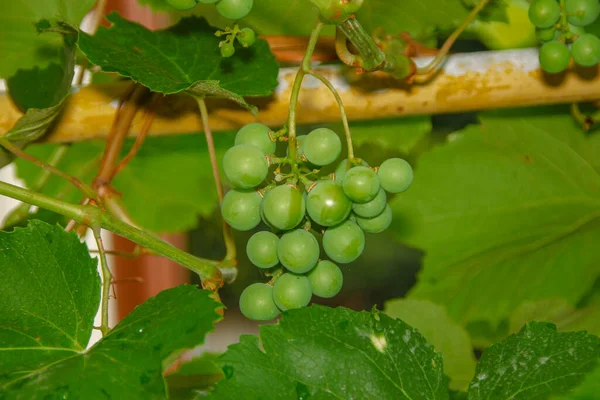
<box><xmin>0</xmin><ymin>179</ymin><xmax>234</xmax><ymax>289</ymax></box>
<box><xmin>196</xmin><ymin>97</ymin><xmax>237</xmax><ymax>263</ymax></box>
<box><xmin>92</xmin><ymin>227</ymin><xmax>112</xmax><ymax>336</ymax></box>
<box><xmin>415</xmin><ymin>0</ymin><xmax>491</xmax><ymax>81</ymax></box>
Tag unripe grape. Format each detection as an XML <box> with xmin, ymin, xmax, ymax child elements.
<box><xmin>246</xmin><ymin>231</ymin><xmax>279</xmax><ymax>269</ymax></box>
<box><xmin>273</xmin><ymin>273</ymin><xmax>312</xmax><ymax>311</ymax></box>
<box><xmin>220</xmin><ymin>42</ymin><xmax>235</xmax><ymax>58</ymax></box>
<box><xmin>221</xmin><ymin>189</ymin><xmax>262</xmax><ymax>231</ymax></box>
<box><xmin>528</xmin><ymin>0</ymin><xmax>561</xmax><ymax>28</ymax></box>
<box><xmin>303</xmin><ymin>128</ymin><xmax>342</xmax><ymax>166</ymax></box>
<box><xmin>323</xmin><ymin>220</ymin><xmax>365</xmax><ymax>264</ymax></box>
<box><xmin>352</xmin><ymin>188</ymin><xmax>387</xmax><ymax>218</ymax></box>
<box><xmin>235</xmin><ymin>123</ymin><xmax>276</xmax><ymax>155</ymax></box>
<box><xmin>572</xmin><ymin>33</ymin><xmax>600</xmax><ymax>66</ymax></box>
<box><xmin>377</xmin><ymin>158</ymin><xmax>414</xmax><ymax>194</ymax></box>
<box><xmin>334</xmin><ymin>158</ymin><xmax>369</xmax><ymax>183</ymax></box>
<box><xmin>262</xmin><ymin>185</ymin><xmax>306</xmax><ymax>230</ymax></box>
<box><xmin>278</xmin><ymin>229</ymin><xmax>320</xmax><ymax>273</ymax></box>
<box><xmin>238</xmin><ymin>28</ymin><xmax>256</xmax><ymax>47</ymax></box>
<box><xmin>308</xmin><ymin>260</ymin><xmax>343</xmax><ymax>298</ymax></box>
<box><xmin>565</xmin><ymin>0</ymin><xmax>600</xmax><ymax>26</ymax></box>
<box><xmin>343</xmin><ymin>166</ymin><xmax>380</xmax><ymax>203</ymax></box>
<box><xmin>166</xmin><ymin>0</ymin><xmax>198</xmax><ymax>10</ymax></box>
<box><xmin>216</xmin><ymin>0</ymin><xmax>253</xmax><ymax>20</ymax></box>
<box><xmin>355</xmin><ymin>205</ymin><xmax>393</xmax><ymax>233</ymax></box>
<box><xmin>239</xmin><ymin>283</ymin><xmax>280</xmax><ymax>321</ymax></box>
<box><xmin>223</xmin><ymin>144</ymin><xmax>268</xmax><ymax>189</ymax></box>
<box><xmin>306</xmin><ymin>181</ymin><xmax>352</xmax><ymax>227</ymax></box>
<box><xmin>539</xmin><ymin>41</ymin><xmax>571</xmax><ymax>73</ymax></box>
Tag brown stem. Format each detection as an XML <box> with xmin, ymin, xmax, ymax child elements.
<box><xmin>196</xmin><ymin>97</ymin><xmax>237</xmax><ymax>262</ymax></box>
<box><xmin>93</xmin><ymin>84</ymin><xmax>148</xmax><ymax>193</ymax></box>
<box><xmin>110</xmin><ymin>95</ymin><xmax>159</xmax><ymax>180</ymax></box>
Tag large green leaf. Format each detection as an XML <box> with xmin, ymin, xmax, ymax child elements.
<box><xmin>2</xmin><ymin>281</ymin><xmax>220</xmax><ymax>398</ymax></box>
<box><xmin>391</xmin><ymin>108</ymin><xmax>600</xmax><ymax>327</ymax></box>
<box><xmin>14</xmin><ymin>133</ymin><xmax>235</xmax><ymax>232</ymax></box>
<box><xmin>468</xmin><ymin>322</ymin><xmax>600</xmax><ymax>399</ymax></box>
<box><xmin>553</xmin><ymin>365</ymin><xmax>600</xmax><ymax>400</ymax></box>
<box><xmin>384</xmin><ymin>299</ymin><xmax>476</xmax><ymax>391</ymax></box>
<box><xmin>166</xmin><ymin>353</ymin><xmax>224</xmax><ymax>400</ymax></box>
<box><xmin>210</xmin><ymin>305</ymin><xmax>449</xmax><ymax>399</ymax></box>
<box><xmin>0</xmin><ymin>0</ymin><xmax>94</xmax><ymax>78</ymax></box>
<box><xmin>77</xmin><ymin>14</ymin><xmax>279</xmax><ymax>112</ymax></box>
<box><xmin>0</xmin><ymin>220</ymin><xmax>100</xmax><ymax>379</ymax></box>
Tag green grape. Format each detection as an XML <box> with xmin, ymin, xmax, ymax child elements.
<box><xmin>166</xmin><ymin>0</ymin><xmax>198</xmax><ymax>10</ymax></box>
<box><xmin>273</xmin><ymin>273</ymin><xmax>312</xmax><ymax>311</ymax></box>
<box><xmin>539</xmin><ymin>41</ymin><xmax>571</xmax><ymax>73</ymax></box>
<box><xmin>221</xmin><ymin>189</ymin><xmax>262</xmax><ymax>231</ymax></box>
<box><xmin>235</xmin><ymin>123</ymin><xmax>275</xmax><ymax>155</ymax></box>
<box><xmin>377</xmin><ymin>158</ymin><xmax>414</xmax><ymax>194</ymax></box>
<box><xmin>323</xmin><ymin>220</ymin><xmax>365</xmax><ymax>264</ymax></box>
<box><xmin>565</xmin><ymin>0</ymin><xmax>600</xmax><ymax>26</ymax></box>
<box><xmin>216</xmin><ymin>0</ymin><xmax>253</xmax><ymax>20</ymax></box>
<box><xmin>342</xmin><ymin>166</ymin><xmax>380</xmax><ymax>203</ymax></box>
<box><xmin>246</xmin><ymin>231</ymin><xmax>279</xmax><ymax>269</ymax></box>
<box><xmin>220</xmin><ymin>42</ymin><xmax>235</xmax><ymax>58</ymax></box>
<box><xmin>528</xmin><ymin>0</ymin><xmax>561</xmax><ymax>28</ymax></box>
<box><xmin>278</xmin><ymin>229</ymin><xmax>319</xmax><ymax>273</ymax></box>
<box><xmin>238</xmin><ymin>28</ymin><xmax>256</xmax><ymax>47</ymax></box>
<box><xmin>537</xmin><ymin>27</ymin><xmax>557</xmax><ymax>42</ymax></box>
<box><xmin>303</xmin><ymin>128</ymin><xmax>342</xmax><ymax>166</ymax></box>
<box><xmin>239</xmin><ymin>283</ymin><xmax>280</xmax><ymax>321</ymax></box>
<box><xmin>307</xmin><ymin>260</ymin><xmax>343</xmax><ymax>298</ymax></box>
<box><xmin>355</xmin><ymin>205</ymin><xmax>393</xmax><ymax>234</ymax></box>
<box><xmin>572</xmin><ymin>33</ymin><xmax>600</xmax><ymax>66</ymax></box>
<box><xmin>262</xmin><ymin>185</ymin><xmax>306</xmax><ymax>230</ymax></box>
<box><xmin>223</xmin><ymin>144</ymin><xmax>268</xmax><ymax>189</ymax></box>
<box><xmin>306</xmin><ymin>181</ymin><xmax>352</xmax><ymax>227</ymax></box>
<box><xmin>199</xmin><ymin>0</ymin><xmax>219</xmax><ymax>3</ymax></box>
<box><xmin>334</xmin><ymin>158</ymin><xmax>369</xmax><ymax>183</ymax></box>
<box><xmin>352</xmin><ymin>188</ymin><xmax>387</xmax><ymax>218</ymax></box>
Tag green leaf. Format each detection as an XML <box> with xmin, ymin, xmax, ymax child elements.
<box><xmin>2</xmin><ymin>284</ymin><xmax>221</xmax><ymax>398</ymax></box>
<box><xmin>14</xmin><ymin>133</ymin><xmax>235</xmax><ymax>232</ymax></box>
<box><xmin>468</xmin><ymin>322</ymin><xmax>600</xmax><ymax>399</ymax></box>
<box><xmin>77</xmin><ymin>13</ymin><xmax>279</xmax><ymax>112</ymax></box>
<box><xmin>552</xmin><ymin>365</ymin><xmax>600</xmax><ymax>400</ymax></box>
<box><xmin>166</xmin><ymin>353</ymin><xmax>224</xmax><ymax>400</ymax></box>
<box><xmin>391</xmin><ymin>108</ymin><xmax>600</xmax><ymax>327</ymax></box>
<box><xmin>210</xmin><ymin>305</ymin><xmax>449</xmax><ymax>399</ymax></box>
<box><xmin>0</xmin><ymin>220</ymin><xmax>100</xmax><ymax>379</ymax></box>
<box><xmin>0</xmin><ymin>0</ymin><xmax>94</xmax><ymax>79</ymax></box>
<box><xmin>384</xmin><ymin>299</ymin><xmax>476</xmax><ymax>391</ymax></box>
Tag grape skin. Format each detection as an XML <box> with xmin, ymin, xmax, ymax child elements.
<box><xmin>572</xmin><ymin>33</ymin><xmax>600</xmax><ymax>66</ymax></box>
<box><xmin>223</xmin><ymin>144</ymin><xmax>268</xmax><ymax>189</ymax></box>
<box><xmin>377</xmin><ymin>158</ymin><xmax>414</xmax><ymax>194</ymax></box>
<box><xmin>239</xmin><ymin>283</ymin><xmax>280</xmax><ymax>321</ymax></box>
<box><xmin>217</xmin><ymin>0</ymin><xmax>254</xmax><ymax>20</ymax></box>
<box><xmin>308</xmin><ymin>260</ymin><xmax>343</xmax><ymax>298</ymax></box>
<box><xmin>278</xmin><ymin>229</ymin><xmax>320</xmax><ymax>274</ymax></box>
<box><xmin>306</xmin><ymin>181</ymin><xmax>352</xmax><ymax>227</ymax></box>
<box><xmin>273</xmin><ymin>273</ymin><xmax>313</xmax><ymax>311</ymax></box>
<box><xmin>221</xmin><ymin>189</ymin><xmax>262</xmax><ymax>231</ymax></box>
<box><xmin>235</xmin><ymin>123</ymin><xmax>275</xmax><ymax>155</ymax></box>
<box><xmin>565</xmin><ymin>0</ymin><xmax>600</xmax><ymax>26</ymax></box>
<box><xmin>246</xmin><ymin>231</ymin><xmax>279</xmax><ymax>269</ymax></box>
<box><xmin>352</xmin><ymin>188</ymin><xmax>387</xmax><ymax>218</ymax></box>
<box><xmin>342</xmin><ymin>166</ymin><xmax>380</xmax><ymax>203</ymax></box>
<box><xmin>303</xmin><ymin>128</ymin><xmax>342</xmax><ymax>166</ymax></box>
<box><xmin>355</xmin><ymin>205</ymin><xmax>393</xmax><ymax>234</ymax></box>
<box><xmin>262</xmin><ymin>185</ymin><xmax>306</xmax><ymax>230</ymax></box>
<box><xmin>539</xmin><ymin>41</ymin><xmax>571</xmax><ymax>73</ymax></box>
<box><xmin>528</xmin><ymin>0</ymin><xmax>561</xmax><ymax>28</ymax></box>
<box><xmin>323</xmin><ymin>220</ymin><xmax>365</xmax><ymax>264</ymax></box>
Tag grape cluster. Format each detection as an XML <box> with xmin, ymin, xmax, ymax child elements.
<box><xmin>221</xmin><ymin>123</ymin><xmax>414</xmax><ymax>321</ymax></box>
<box><xmin>529</xmin><ymin>0</ymin><xmax>600</xmax><ymax>73</ymax></box>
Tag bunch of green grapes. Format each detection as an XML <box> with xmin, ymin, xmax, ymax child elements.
<box><xmin>221</xmin><ymin>123</ymin><xmax>414</xmax><ymax>321</ymax></box>
<box><xmin>166</xmin><ymin>0</ymin><xmax>256</xmax><ymax>57</ymax></box>
<box><xmin>529</xmin><ymin>0</ymin><xmax>600</xmax><ymax>73</ymax></box>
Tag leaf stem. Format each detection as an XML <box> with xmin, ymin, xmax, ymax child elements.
<box><xmin>92</xmin><ymin>227</ymin><xmax>112</xmax><ymax>336</ymax></box>
<box><xmin>415</xmin><ymin>0</ymin><xmax>491</xmax><ymax>79</ymax></box>
<box><xmin>305</xmin><ymin>70</ymin><xmax>355</xmax><ymax>161</ymax></box>
<box><xmin>0</xmin><ymin>137</ymin><xmax>98</xmax><ymax>201</ymax></box>
<box><xmin>196</xmin><ymin>97</ymin><xmax>237</xmax><ymax>262</ymax></box>
<box><xmin>0</xmin><ymin>180</ymin><xmax>233</xmax><ymax>288</ymax></box>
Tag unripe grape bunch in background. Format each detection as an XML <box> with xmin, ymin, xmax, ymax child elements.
<box><xmin>220</xmin><ymin>123</ymin><xmax>414</xmax><ymax>321</ymax></box>
<box><xmin>529</xmin><ymin>0</ymin><xmax>600</xmax><ymax>73</ymax></box>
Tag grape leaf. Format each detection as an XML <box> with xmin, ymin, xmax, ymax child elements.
<box><xmin>384</xmin><ymin>299</ymin><xmax>476</xmax><ymax>391</ymax></box>
<box><xmin>468</xmin><ymin>322</ymin><xmax>600</xmax><ymax>399</ymax></box>
<box><xmin>0</xmin><ymin>220</ymin><xmax>100</xmax><ymax>382</ymax></box>
<box><xmin>0</xmin><ymin>0</ymin><xmax>94</xmax><ymax>79</ymax></box>
<box><xmin>2</xmin><ymin>283</ymin><xmax>220</xmax><ymax>398</ymax></box>
<box><xmin>77</xmin><ymin>13</ymin><xmax>279</xmax><ymax>113</ymax></box>
<box><xmin>14</xmin><ymin>133</ymin><xmax>234</xmax><ymax>233</ymax></box>
<box><xmin>210</xmin><ymin>305</ymin><xmax>449</xmax><ymax>399</ymax></box>
<box><xmin>552</xmin><ymin>365</ymin><xmax>600</xmax><ymax>400</ymax></box>
<box><xmin>166</xmin><ymin>353</ymin><xmax>224</xmax><ymax>400</ymax></box>
<box><xmin>391</xmin><ymin>109</ymin><xmax>600</xmax><ymax>327</ymax></box>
